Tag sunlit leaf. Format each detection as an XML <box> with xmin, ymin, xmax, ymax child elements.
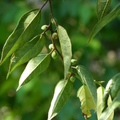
<box><xmin>0</xmin><ymin>9</ymin><xmax>41</xmax><ymax>64</ymax></box>
<box><xmin>77</xmin><ymin>85</ymin><xmax>95</xmax><ymax>118</ymax></box>
<box><xmin>57</xmin><ymin>25</ymin><xmax>72</xmax><ymax>79</ymax></box>
<box><xmin>48</xmin><ymin>80</ymin><xmax>73</xmax><ymax>120</ymax></box>
<box><xmin>107</xmin><ymin>94</ymin><xmax>114</xmax><ymax>120</ymax></box>
<box><xmin>7</xmin><ymin>35</ymin><xmax>45</xmax><ymax>78</ymax></box>
<box><xmin>17</xmin><ymin>53</ymin><xmax>51</xmax><ymax>91</ymax></box>
<box><xmin>97</xmin><ymin>0</ymin><xmax>111</xmax><ymax>20</ymax></box>
<box><xmin>88</xmin><ymin>4</ymin><xmax>120</xmax><ymax>44</ymax></box>
<box><xmin>97</xmin><ymin>86</ymin><xmax>114</xmax><ymax>120</ymax></box>
<box><xmin>76</xmin><ymin>65</ymin><xmax>97</xmax><ymax>108</ymax></box>
<box><xmin>99</xmin><ymin>91</ymin><xmax>120</xmax><ymax>120</ymax></box>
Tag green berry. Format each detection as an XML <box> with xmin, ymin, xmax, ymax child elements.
<box><xmin>49</xmin><ymin>44</ymin><xmax>54</xmax><ymax>50</ymax></box>
<box><xmin>71</xmin><ymin>59</ymin><xmax>77</xmax><ymax>65</ymax></box>
<box><xmin>51</xmin><ymin>51</ymin><xmax>57</xmax><ymax>59</ymax></box>
<box><xmin>52</xmin><ymin>32</ymin><xmax>58</xmax><ymax>40</ymax></box>
<box><xmin>51</xmin><ymin>18</ymin><xmax>54</xmax><ymax>24</ymax></box>
<box><xmin>70</xmin><ymin>76</ymin><xmax>75</xmax><ymax>82</ymax></box>
<box><xmin>41</xmin><ymin>25</ymin><xmax>48</xmax><ymax>31</ymax></box>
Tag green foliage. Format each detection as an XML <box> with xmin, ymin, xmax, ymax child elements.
<box><xmin>57</xmin><ymin>25</ymin><xmax>72</xmax><ymax>79</ymax></box>
<box><xmin>48</xmin><ymin>80</ymin><xmax>73</xmax><ymax>120</ymax></box>
<box><xmin>110</xmin><ymin>73</ymin><xmax>120</xmax><ymax>99</ymax></box>
<box><xmin>99</xmin><ymin>91</ymin><xmax>120</xmax><ymax>120</ymax></box>
<box><xmin>7</xmin><ymin>35</ymin><xmax>45</xmax><ymax>78</ymax></box>
<box><xmin>97</xmin><ymin>0</ymin><xmax>111</xmax><ymax>20</ymax></box>
<box><xmin>97</xmin><ymin>86</ymin><xmax>114</xmax><ymax>120</ymax></box>
<box><xmin>0</xmin><ymin>9</ymin><xmax>41</xmax><ymax>64</ymax></box>
<box><xmin>76</xmin><ymin>65</ymin><xmax>97</xmax><ymax>107</ymax></box>
<box><xmin>77</xmin><ymin>85</ymin><xmax>95</xmax><ymax>118</ymax></box>
<box><xmin>0</xmin><ymin>0</ymin><xmax>120</xmax><ymax>120</ymax></box>
<box><xmin>17</xmin><ymin>53</ymin><xmax>51</xmax><ymax>90</ymax></box>
<box><xmin>88</xmin><ymin>3</ymin><xmax>120</xmax><ymax>44</ymax></box>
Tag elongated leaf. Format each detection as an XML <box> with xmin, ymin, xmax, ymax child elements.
<box><xmin>77</xmin><ymin>85</ymin><xmax>95</xmax><ymax>118</ymax></box>
<box><xmin>0</xmin><ymin>9</ymin><xmax>41</xmax><ymax>64</ymax></box>
<box><xmin>7</xmin><ymin>35</ymin><xmax>45</xmax><ymax>78</ymax></box>
<box><xmin>48</xmin><ymin>80</ymin><xmax>73</xmax><ymax>120</ymax></box>
<box><xmin>88</xmin><ymin>4</ymin><xmax>120</xmax><ymax>44</ymax></box>
<box><xmin>111</xmin><ymin>75</ymin><xmax>120</xmax><ymax>99</ymax></box>
<box><xmin>99</xmin><ymin>91</ymin><xmax>120</xmax><ymax>120</ymax></box>
<box><xmin>97</xmin><ymin>0</ymin><xmax>111</xmax><ymax>20</ymax></box>
<box><xmin>97</xmin><ymin>86</ymin><xmax>105</xmax><ymax>119</ymax></box>
<box><xmin>76</xmin><ymin>65</ymin><xmax>97</xmax><ymax>108</ymax></box>
<box><xmin>107</xmin><ymin>95</ymin><xmax>114</xmax><ymax>120</ymax></box>
<box><xmin>103</xmin><ymin>73</ymin><xmax>120</xmax><ymax>108</ymax></box>
<box><xmin>57</xmin><ymin>25</ymin><xmax>72</xmax><ymax>79</ymax></box>
<box><xmin>17</xmin><ymin>53</ymin><xmax>51</xmax><ymax>91</ymax></box>
<box><xmin>97</xmin><ymin>86</ymin><xmax>114</xmax><ymax>120</ymax></box>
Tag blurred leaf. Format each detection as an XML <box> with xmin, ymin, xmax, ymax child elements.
<box><xmin>17</xmin><ymin>53</ymin><xmax>51</xmax><ymax>90</ymax></box>
<box><xmin>7</xmin><ymin>35</ymin><xmax>45</xmax><ymax>78</ymax></box>
<box><xmin>57</xmin><ymin>25</ymin><xmax>72</xmax><ymax>79</ymax></box>
<box><xmin>88</xmin><ymin>4</ymin><xmax>120</xmax><ymax>44</ymax></box>
<box><xmin>76</xmin><ymin>65</ymin><xmax>97</xmax><ymax>108</ymax></box>
<box><xmin>0</xmin><ymin>9</ymin><xmax>41</xmax><ymax>64</ymax></box>
<box><xmin>103</xmin><ymin>73</ymin><xmax>120</xmax><ymax>110</ymax></box>
<box><xmin>97</xmin><ymin>0</ymin><xmax>111</xmax><ymax>20</ymax></box>
<box><xmin>77</xmin><ymin>85</ymin><xmax>95</xmax><ymax>118</ymax></box>
<box><xmin>99</xmin><ymin>91</ymin><xmax>120</xmax><ymax>120</ymax></box>
<box><xmin>111</xmin><ymin>74</ymin><xmax>120</xmax><ymax>99</ymax></box>
<box><xmin>97</xmin><ymin>86</ymin><xmax>114</xmax><ymax>120</ymax></box>
<box><xmin>48</xmin><ymin>80</ymin><xmax>73</xmax><ymax>120</ymax></box>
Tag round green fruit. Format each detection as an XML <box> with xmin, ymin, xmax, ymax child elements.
<box><xmin>71</xmin><ymin>59</ymin><xmax>77</xmax><ymax>65</ymax></box>
<box><xmin>51</xmin><ymin>51</ymin><xmax>57</xmax><ymax>59</ymax></box>
<box><xmin>49</xmin><ymin>44</ymin><xmax>54</xmax><ymax>50</ymax></box>
<box><xmin>52</xmin><ymin>32</ymin><xmax>58</xmax><ymax>40</ymax></box>
<box><xmin>70</xmin><ymin>76</ymin><xmax>75</xmax><ymax>82</ymax></box>
<box><xmin>41</xmin><ymin>25</ymin><xmax>48</xmax><ymax>31</ymax></box>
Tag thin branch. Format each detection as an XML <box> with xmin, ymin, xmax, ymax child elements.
<box><xmin>48</xmin><ymin>0</ymin><xmax>57</xmax><ymax>27</ymax></box>
<box><xmin>40</xmin><ymin>25</ymin><xmax>50</xmax><ymax>38</ymax></box>
<box><xmin>50</xmin><ymin>34</ymin><xmax>63</xmax><ymax>60</ymax></box>
<box><xmin>40</xmin><ymin>0</ymin><xmax>49</xmax><ymax>10</ymax></box>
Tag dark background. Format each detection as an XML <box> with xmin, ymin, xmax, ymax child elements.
<box><xmin>0</xmin><ymin>0</ymin><xmax>120</xmax><ymax>120</ymax></box>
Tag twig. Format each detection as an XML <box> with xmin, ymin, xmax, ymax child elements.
<box><xmin>40</xmin><ymin>0</ymin><xmax>49</xmax><ymax>10</ymax></box>
<box><xmin>48</xmin><ymin>0</ymin><xmax>57</xmax><ymax>27</ymax></box>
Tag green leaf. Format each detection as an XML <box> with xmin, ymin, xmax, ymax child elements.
<box><xmin>7</xmin><ymin>35</ymin><xmax>45</xmax><ymax>78</ymax></box>
<box><xmin>77</xmin><ymin>85</ymin><xmax>95</xmax><ymax>118</ymax></box>
<box><xmin>76</xmin><ymin>65</ymin><xmax>97</xmax><ymax>108</ymax></box>
<box><xmin>107</xmin><ymin>95</ymin><xmax>114</xmax><ymax>120</ymax></box>
<box><xmin>88</xmin><ymin>4</ymin><xmax>120</xmax><ymax>44</ymax></box>
<box><xmin>103</xmin><ymin>73</ymin><xmax>120</xmax><ymax>109</ymax></box>
<box><xmin>16</xmin><ymin>53</ymin><xmax>51</xmax><ymax>91</ymax></box>
<box><xmin>97</xmin><ymin>86</ymin><xmax>114</xmax><ymax>120</ymax></box>
<box><xmin>57</xmin><ymin>25</ymin><xmax>72</xmax><ymax>79</ymax></box>
<box><xmin>0</xmin><ymin>9</ymin><xmax>41</xmax><ymax>64</ymax></box>
<box><xmin>97</xmin><ymin>0</ymin><xmax>111</xmax><ymax>20</ymax></box>
<box><xmin>48</xmin><ymin>80</ymin><xmax>73</xmax><ymax>120</ymax></box>
<box><xmin>99</xmin><ymin>91</ymin><xmax>120</xmax><ymax>120</ymax></box>
<box><xmin>97</xmin><ymin>86</ymin><xmax>105</xmax><ymax>120</ymax></box>
<box><xmin>110</xmin><ymin>74</ymin><xmax>120</xmax><ymax>99</ymax></box>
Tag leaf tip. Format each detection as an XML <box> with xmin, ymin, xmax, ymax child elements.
<box><xmin>16</xmin><ymin>86</ymin><xmax>21</xmax><ymax>91</ymax></box>
<box><xmin>6</xmin><ymin>74</ymin><xmax>9</xmax><ymax>79</ymax></box>
<box><xmin>86</xmin><ymin>38</ymin><xmax>92</xmax><ymax>46</ymax></box>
